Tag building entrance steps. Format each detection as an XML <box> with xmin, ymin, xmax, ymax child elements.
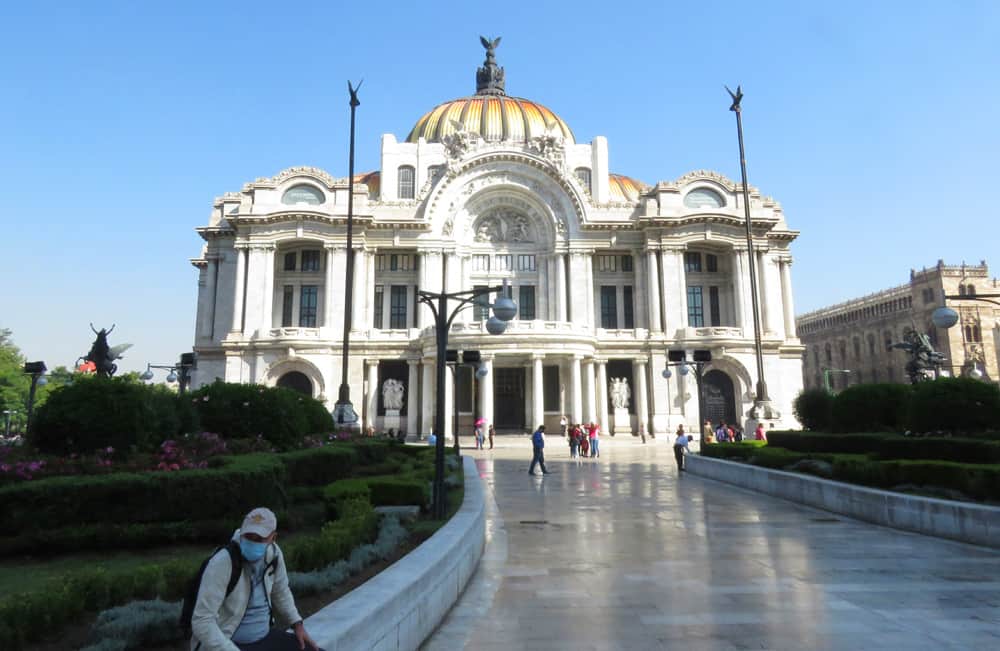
<box><xmin>423</xmin><ymin>445</ymin><xmax>1000</xmax><ymax>650</ymax></box>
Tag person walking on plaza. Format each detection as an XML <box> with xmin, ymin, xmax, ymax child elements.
<box><xmin>568</xmin><ymin>423</ymin><xmax>580</xmax><ymax>458</ymax></box>
<box><xmin>579</xmin><ymin>428</ymin><xmax>590</xmax><ymax>458</ymax></box>
<box><xmin>188</xmin><ymin>507</ymin><xmax>323</xmax><ymax>651</ymax></box>
<box><xmin>488</xmin><ymin>424</ymin><xmax>495</xmax><ymax>449</ymax></box>
<box><xmin>755</xmin><ymin>422</ymin><xmax>767</xmax><ymax>442</ymax></box>
<box><xmin>587</xmin><ymin>422</ymin><xmax>600</xmax><ymax>458</ymax></box>
<box><xmin>702</xmin><ymin>419</ymin><xmax>714</xmax><ymax>444</ymax></box>
<box><xmin>560</xmin><ymin>414</ymin><xmax>568</xmax><ymax>438</ymax></box>
<box><xmin>529</xmin><ymin>424</ymin><xmax>549</xmax><ymax>475</ymax></box>
<box><xmin>673</xmin><ymin>425</ymin><xmax>689</xmax><ymax>472</ymax></box>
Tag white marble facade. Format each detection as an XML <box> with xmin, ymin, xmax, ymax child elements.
<box><xmin>189</xmin><ymin>51</ymin><xmax>804</xmax><ymax>438</ymax></box>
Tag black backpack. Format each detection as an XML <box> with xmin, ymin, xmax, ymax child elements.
<box><xmin>180</xmin><ymin>540</ymin><xmax>242</xmax><ymax>637</ymax></box>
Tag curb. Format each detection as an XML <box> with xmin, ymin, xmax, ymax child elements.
<box><xmin>304</xmin><ymin>455</ymin><xmax>485</xmax><ymax>650</ymax></box>
<box><xmin>687</xmin><ymin>454</ymin><xmax>1000</xmax><ymax>549</ymax></box>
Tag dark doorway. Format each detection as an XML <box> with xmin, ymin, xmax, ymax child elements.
<box><xmin>702</xmin><ymin>369</ymin><xmax>736</xmax><ymax>426</ymax></box>
<box><xmin>493</xmin><ymin>367</ymin><xmax>525</xmax><ymax>430</ymax></box>
<box><xmin>277</xmin><ymin>371</ymin><xmax>312</xmax><ymax>396</ymax></box>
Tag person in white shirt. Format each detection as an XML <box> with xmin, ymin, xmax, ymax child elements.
<box><xmin>673</xmin><ymin>425</ymin><xmax>690</xmax><ymax>472</ymax></box>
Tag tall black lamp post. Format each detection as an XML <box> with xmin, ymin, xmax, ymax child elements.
<box><xmin>662</xmin><ymin>350</ymin><xmax>711</xmax><ymax>442</ymax></box>
<box><xmin>726</xmin><ymin>85</ymin><xmax>776</xmax><ymax>420</ymax></box>
<box><xmin>333</xmin><ymin>80</ymin><xmax>363</xmax><ymax>430</ymax></box>
<box><xmin>23</xmin><ymin>361</ymin><xmax>47</xmax><ymax>433</ymax></box>
<box><xmin>419</xmin><ymin>283</ymin><xmax>516</xmax><ymax>519</ymax></box>
<box><xmin>140</xmin><ymin>352</ymin><xmax>197</xmax><ymax>394</ymax></box>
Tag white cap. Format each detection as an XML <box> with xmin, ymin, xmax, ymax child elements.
<box><xmin>241</xmin><ymin>507</ymin><xmax>277</xmax><ymax>537</ymax></box>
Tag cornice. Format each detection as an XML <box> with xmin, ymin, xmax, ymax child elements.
<box><xmin>244</xmin><ymin>166</ymin><xmax>347</xmax><ymax>191</ymax></box>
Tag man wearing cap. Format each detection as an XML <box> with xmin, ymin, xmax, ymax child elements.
<box><xmin>190</xmin><ymin>507</ymin><xmax>322</xmax><ymax>651</ymax></box>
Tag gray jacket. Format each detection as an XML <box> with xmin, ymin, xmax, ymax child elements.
<box><xmin>190</xmin><ymin>531</ymin><xmax>302</xmax><ymax>651</ymax></box>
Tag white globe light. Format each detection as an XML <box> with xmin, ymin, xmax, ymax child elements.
<box><xmin>492</xmin><ymin>296</ymin><xmax>517</xmax><ymax>322</ymax></box>
<box><xmin>140</xmin><ymin>370</ymin><xmax>154</xmax><ymax>381</ymax></box>
<box><xmin>166</xmin><ymin>370</ymin><xmax>178</xmax><ymax>383</ymax></box>
<box><xmin>476</xmin><ymin>366</ymin><xmax>489</xmax><ymax>379</ymax></box>
<box><xmin>662</xmin><ymin>368</ymin><xmax>672</xmax><ymax>379</ymax></box>
<box><xmin>970</xmin><ymin>367</ymin><xmax>984</xmax><ymax>380</ymax></box>
<box><xmin>932</xmin><ymin>306</ymin><xmax>959</xmax><ymax>329</ymax></box>
<box><xmin>485</xmin><ymin>316</ymin><xmax>507</xmax><ymax>335</ymax></box>
<box><xmin>36</xmin><ymin>376</ymin><xmax>48</xmax><ymax>386</ymax></box>
<box><xmin>679</xmin><ymin>365</ymin><xmax>690</xmax><ymax>376</ymax></box>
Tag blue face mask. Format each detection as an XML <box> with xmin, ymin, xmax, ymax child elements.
<box><xmin>240</xmin><ymin>538</ymin><xmax>267</xmax><ymax>562</ymax></box>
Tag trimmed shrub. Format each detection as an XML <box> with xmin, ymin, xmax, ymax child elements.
<box><xmin>0</xmin><ymin>519</ymin><xmax>235</xmax><ymax>557</ymax></box>
<box><xmin>767</xmin><ymin>431</ymin><xmax>1000</xmax><ymax>464</ymax></box>
<box><xmin>831</xmin><ymin>383</ymin><xmax>912</xmax><ymax>433</ymax></box>
<box><xmin>278</xmin><ymin>446</ymin><xmax>357</xmax><ymax>486</ymax></box>
<box><xmin>366</xmin><ymin>476</ymin><xmax>430</xmax><ymax>509</ymax></box>
<box><xmin>31</xmin><ymin>377</ymin><xmax>183</xmax><ymax>457</ymax></box>
<box><xmin>793</xmin><ymin>388</ymin><xmax>834</xmax><ymax>431</ymax></box>
<box><xmin>188</xmin><ymin>382</ymin><xmax>318</xmax><ymax>450</ymax></box>
<box><xmin>904</xmin><ymin>377</ymin><xmax>1000</xmax><ymax>434</ymax></box>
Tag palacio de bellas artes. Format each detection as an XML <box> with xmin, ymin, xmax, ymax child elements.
<box><xmin>188</xmin><ymin>39</ymin><xmax>805</xmax><ymax>440</ymax></box>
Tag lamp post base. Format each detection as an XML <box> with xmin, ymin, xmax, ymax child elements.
<box><xmin>332</xmin><ymin>401</ymin><xmax>360</xmax><ymax>431</ymax></box>
<box><xmin>747</xmin><ymin>400</ymin><xmax>781</xmax><ymax>422</ymax></box>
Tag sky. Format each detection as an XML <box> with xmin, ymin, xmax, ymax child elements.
<box><xmin>1</xmin><ymin>0</ymin><xmax>998</xmax><ymax>377</ymax></box>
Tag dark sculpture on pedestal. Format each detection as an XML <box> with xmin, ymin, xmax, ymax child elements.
<box><xmin>78</xmin><ymin>324</ymin><xmax>132</xmax><ymax>377</ymax></box>
<box><xmin>476</xmin><ymin>35</ymin><xmax>505</xmax><ymax>95</ymax></box>
<box><xmin>891</xmin><ymin>328</ymin><xmax>946</xmax><ymax>384</ymax></box>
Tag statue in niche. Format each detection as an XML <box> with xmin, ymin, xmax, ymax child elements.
<box><xmin>609</xmin><ymin>377</ymin><xmax>631</xmax><ymax>410</ymax></box>
<box><xmin>382</xmin><ymin>378</ymin><xmax>405</xmax><ymax>411</ymax></box>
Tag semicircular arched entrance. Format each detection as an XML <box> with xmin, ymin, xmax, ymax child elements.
<box><xmin>277</xmin><ymin>371</ymin><xmax>313</xmax><ymax>395</ymax></box>
<box><xmin>702</xmin><ymin>369</ymin><xmax>737</xmax><ymax>426</ymax></box>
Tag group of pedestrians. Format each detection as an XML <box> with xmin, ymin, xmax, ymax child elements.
<box><xmin>701</xmin><ymin>420</ymin><xmax>767</xmax><ymax>444</ymax></box>
<box><xmin>559</xmin><ymin>416</ymin><xmax>601</xmax><ymax>458</ymax></box>
<box><xmin>473</xmin><ymin>422</ymin><xmax>496</xmax><ymax>450</ymax></box>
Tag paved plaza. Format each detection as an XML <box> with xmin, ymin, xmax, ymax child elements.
<box><xmin>424</xmin><ymin>437</ymin><xmax>1000</xmax><ymax>650</ymax></box>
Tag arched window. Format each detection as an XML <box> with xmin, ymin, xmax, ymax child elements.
<box><xmin>965</xmin><ymin>325</ymin><xmax>973</xmax><ymax>341</ymax></box>
<box><xmin>853</xmin><ymin>337</ymin><xmax>861</xmax><ymax>359</ymax></box>
<box><xmin>574</xmin><ymin>167</ymin><xmax>592</xmax><ymax>192</ymax></box>
<box><xmin>825</xmin><ymin>343</ymin><xmax>832</xmax><ymax>363</ymax></box>
<box><xmin>968</xmin><ymin>284</ymin><xmax>977</xmax><ymax>296</ymax></box>
<box><xmin>277</xmin><ymin>371</ymin><xmax>313</xmax><ymax>395</ymax></box>
<box><xmin>867</xmin><ymin>333</ymin><xmax>876</xmax><ymax>356</ymax></box>
<box><xmin>281</xmin><ymin>184</ymin><xmax>325</xmax><ymax>205</ymax></box>
<box><xmin>684</xmin><ymin>187</ymin><xmax>725</xmax><ymax>209</ymax></box>
<box><xmin>973</xmin><ymin>325</ymin><xmax>982</xmax><ymax>342</ymax></box>
<box><xmin>959</xmin><ymin>285</ymin><xmax>967</xmax><ymax>296</ymax></box>
<box><xmin>397</xmin><ymin>165</ymin><xmax>415</xmax><ymax>199</ymax></box>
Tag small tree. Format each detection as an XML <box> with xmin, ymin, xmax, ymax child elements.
<box><xmin>793</xmin><ymin>388</ymin><xmax>834</xmax><ymax>431</ymax></box>
<box><xmin>831</xmin><ymin>383</ymin><xmax>912</xmax><ymax>433</ymax></box>
<box><xmin>905</xmin><ymin>377</ymin><xmax>1000</xmax><ymax>434</ymax></box>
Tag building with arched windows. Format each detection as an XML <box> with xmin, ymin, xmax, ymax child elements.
<box><xmin>797</xmin><ymin>260</ymin><xmax>1000</xmax><ymax>389</ymax></box>
<box><xmin>189</xmin><ymin>43</ymin><xmax>805</xmax><ymax>437</ymax></box>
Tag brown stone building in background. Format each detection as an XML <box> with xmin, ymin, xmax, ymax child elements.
<box><xmin>796</xmin><ymin>261</ymin><xmax>999</xmax><ymax>391</ymax></box>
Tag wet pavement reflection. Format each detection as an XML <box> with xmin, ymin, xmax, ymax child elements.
<box><xmin>423</xmin><ymin>440</ymin><xmax>1000</xmax><ymax>650</ymax></box>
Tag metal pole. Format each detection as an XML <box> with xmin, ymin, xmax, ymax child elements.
<box><xmin>452</xmin><ymin>364</ymin><xmax>460</xmax><ymax>456</ymax></box>
<box><xmin>335</xmin><ymin>81</ymin><xmax>362</xmax><ymax>426</ymax></box>
<box><xmin>695</xmin><ymin>364</ymin><xmax>706</xmax><ymax>444</ymax></box>
<box><xmin>26</xmin><ymin>375</ymin><xmax>40</xmax><ymax>434</ymax></box>
<box><xmin>433</xmin><ymin>294</ymin><xmax>448</xmax><ymax>519</ymax></box>
<box><xmin>727</xmin><ymin>85</ymin><xmax>769</xmax><ymax>403</ymax></box>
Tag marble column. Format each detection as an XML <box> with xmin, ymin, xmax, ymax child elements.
<box><xmin>584</xmin><ymin>359</ymin><xmax>598</xmax><ymax>424</ymax></box>
<box><xmin>757</xmin><ymin>250</ymin><xmax>773</xmax><ymax>335</ymax></box>
<box><xmin>532</xmin><ymin>354</ymin><xmax>544</xmax><ymax>430</ymax></box>
<box><xmin>646</xmin><ymin>250</ymin><xmax>662</xmax><ymax>332</ymax></box>
<box><xmin>480</xmin><ymin>356</ymin><xmax>494</xmax><ymax>431</ymax></box>
<box><xmin>662</xmin><ymin>248</ymin><xmax>687</xmax><ymax>332</ymax></box>
<box><xmin>406</xmin><ymin>359</ymin><xmax>419</xmax><ymax>436</ymax></box>
<box><xmin>421</xmin><ymin>361</ymin><xmax>435</xmax><ymax>436</ymax></box>
<box><xmin>230</xmin><ymin>246</ymin><xmax>246</xmax><ymax>334</ymax></box>
<box><xmin>324</xmin><ymin>247</ymin><xmax>341</xmax><ymax>329</ymax></box>
<box><xmin>585</xmin><ymin>253</ymin><xmax>596</xmax><ymax>332</ymax></box>
<box><xmin>571</xmin><ymin>355</ymin><xmax>583</xmax><ymax>424</ymax></box>
<box><xmin>200</xmin><ymin>258</ymin><xmax>218</xmax><ymax>340</ymax></box>
<box><xmin>632</xmin><ymin>249</ymin><xmax>648</xmax><ymax>331</ymax></box>
<box><xmin>732</xmin><ymin>249</ymin><xmax>747</xmax><ymax>331</ymax></box>
<box><xmin>555</xmin><ymin>253</ymin><xmax>568</xmax><ymax>321</ymax></box>
<box><xmin>634</xmin><ymin>358</ymin><xmax>649</xmax><ymax>438</ymax></box>
<box><xmin>596</xmin><ymin>359</ymin><xmax>609</xmax><ymax>432</ymax></box>
<box><xmin>351</xmin><ymin>248</ymin><xmax>368</xmax><ymax>331</ymax></box>
<box><xmin>365</xmin><ymin>360</ymin><xmax>379</xmax><ymax>431</ymax></box>
<box><xmin>260</xmin><ymin>246</ymin><xmax>275</xmax><ymax>333</ymax></box>
<box><xmin>780</xmin><ymin>258</ymin><xmax>796</xmax><ymax>339</ymax></box>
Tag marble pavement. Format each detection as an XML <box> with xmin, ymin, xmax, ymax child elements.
<box><xmin>423</xmin><ymin>437</ymin><xmax>1000</xmax><ymax>650</ymax></box>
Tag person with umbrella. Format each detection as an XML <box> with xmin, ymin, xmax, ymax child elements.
<box><xmin>474</xmin><ymin>418</ymin><xmax>486</xmax><ymax>450</ymax></box>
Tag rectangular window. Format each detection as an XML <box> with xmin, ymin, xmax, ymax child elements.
<box><xmin>281</xmin><ymin>285</ymin><xmax>294</xmax><ymax>327</ymax></box>
<box><xmin>597</xmin><ymin>255</ymin><xmax>617</xmax><ymax>272</ymax></box>
<box><xmin>375</xmin><ymin>255</ymin><xmax>386</xmax><ymax>272</ymax></box>
<box><xmin>472</xmin><ymin>255</ymin><xmax>490</xmax><ymax>272</ymax></box>
<box><xmin>519</xmin><ymin>285</ymin><xmax>536</xmax><ymax>320</ymax></box>
<box><xmin>621</xmin><ymin>255</ymin><xmax>633</xmax><ymax>272</ymax></box>
<box><xmin>283</xmin><ymin>252</ymin><xmax>297</xmax><ymax>271</ymax></box>
<box><xmin>299</xmin><ymin>286</ymin><xmax>318</xmax><ymax>327</ymax></box>
<box><xmin>709</xmin><ymin>286</ymin><xmax>721</xmax><ymax>326</ymax></box>
<box><xmin>413</xmin><ymin>285</ymin><xmax>420</xmax><ymax>328</ymax></box>
<box><xmin>455</xmin><ymin>366</ymin><xmax>473</xmax><ymax>412</ymax></box>
<box><xmin>517</xmin><ymin>254</ymin><xmax>536</xmax><ymax>271</ymax></box>
<box><xmin>390</xmin><ymin>254</ymin><xmax>398</xmax><ymax>271</ymax></box>
<box><xmin>684</xmin><ymin>252</ymin><xmax>702</xmax><ymax>272</ymax></box>
<box><xmin>389</xmin><ymin>286</ymin><xmax>407</xmax><ymax>329</ymax></box>
<box><xmin>706</xmin><ymin>254</ymin><xmax>718</xmax><ymax>272</ymax></box>
<box><xmin>600</xmin><ymin>286</ymin><xmax>618</xmax><ymax>329</ymax></box>
<box><xmin>623</xmin><ymin>285</ymin><xmax>634</xmax><ymax>328</ymax></box>
<box><xmin>543</xmin><ymin>365</ymin><xmax>559</xmax><ymax>411</ymax></box>
<box><xmin>373</xmin><ymin>285</ymin><xmax>384</xmax><ymax>329</ymax></box>
<box><xmin>473</xmin><ymin>285</ymin><xmax>490</xmax><ymax>321</ymax></box>
<box><xmin>495</xmin><ymin>254</ymin><xmax>513</xmax><ymax>271</ymax></box>
<box><xmin>428</xmin><ymin>165</ymin><xmax>445</xmax><ymax>182</ymax></box>
<box><xmin>687</xmin><ymin>286</ymin><xmax>704</xmax><ymax>327</ymax></box>
<box><xmin>301</xmin><ymin>250</ymin><xmax>320</xmax><ymax>272</ymax></box>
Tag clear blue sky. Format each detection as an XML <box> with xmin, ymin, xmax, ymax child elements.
<box><xmin>1</xmin><ymin>1</ymin><xmax>998</xmax><ymax>376</ymax></box>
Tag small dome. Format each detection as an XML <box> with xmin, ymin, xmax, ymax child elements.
<box><xmin>406</xmin><ymin>96</ymin><xmax>575</xmax><ymax>145</ymax></box>
<box><xmin>609</xmin><ymin>174</ymin><xmax>647</xmax><ymax>202</ymax></box>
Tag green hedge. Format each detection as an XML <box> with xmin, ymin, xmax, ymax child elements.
<box><xmin>905</xmin><ymin>377</ymin><xmax>1000</xmax><ymax>433</ymax></box>
<box><xmin>31</xmin><ymin>377</ymin><xmax>185</xmax><ymax>457</ymax></box>
<box><xmin>0</xmin><ymin>446</ymin><xmax>364</xmax><ymax>537</ymax></box>
<box><xmin>831</xmin><ymin>383</ymin><xmax>912</xmax><ymax>433</ymax></box>
<box><xmin>792</xmin><ymin>388</ymin><xmax>834</xmax><ymax>431</ymax></box>
<box><xmin>766</xmin><ymin>431</ymin><xmax>1000</xmax><ymax>464</ymax></box>
<box><xmin>0</xmin><ymin>520</ymin><xmax>236</xmax><ymax>557</ymax></box>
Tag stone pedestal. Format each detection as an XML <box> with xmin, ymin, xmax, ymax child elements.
<box><xmin>384</xmin><ymin>409</ymin><xmax>401</xmax><ymax>435</ymax></box>
<box><xmin>613</xmin><ymin>408</ymin><xmax>631</xmax><ymax>436</ymax></box>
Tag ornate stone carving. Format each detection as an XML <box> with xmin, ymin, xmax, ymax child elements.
<box><xmin>382</xmin><ymin>378</ymin><xmax>405</xmax><ymax>411</ymax></box>
<box><xmin>476</xmin><ymin>36</ymin><xmax>506</xmax><ymax>95</ymax></box>
<box><xmin>472</xmin><ymin>208</ymin><xmax>535</xmax><ymax>243</ymax></box>
<box><xmin>527</xmin><ymin>123</ymin><xmax>566</xmax><ymax>168</ymax></box>
<box><xmin>442</xmin><ymin>214</ymin><xmax>455</xmax><ymax>237</ymax></box>
<box><xmin>442</xmin><ymin>120</ymin><xmax>482</xmax><ymax>160</ymax></box>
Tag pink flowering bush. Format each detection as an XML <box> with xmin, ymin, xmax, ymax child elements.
<box><xmin>154</xmin><ymin>432</ymin><xmax>229</xmax><ymax>471</ymax></box>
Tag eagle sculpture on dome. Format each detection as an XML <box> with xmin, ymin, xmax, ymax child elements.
<box><xmin>480</xmin><ymin>36</ymin><xmax>501</xmax><ymax>62</ymax></box>
<box><xmin>476</xmin><ymin>35</ymin><xmax>505</xmax><ymax>95</ymax></box>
